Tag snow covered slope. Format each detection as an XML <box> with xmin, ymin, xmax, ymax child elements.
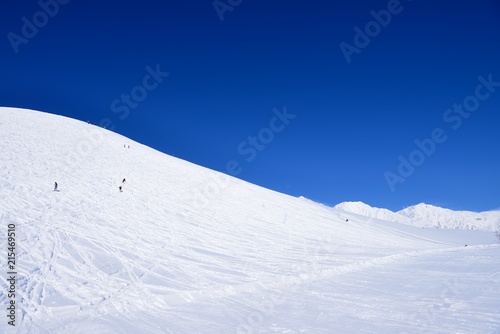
<box><xmin>335</xmin><ymin>201</ymin><xmax>500</xmax><ymax>231</ymax></box>
<box><xmin>1</xmin><ymin>107</ymin><xmax>499</xmax><ymax>334</ymax></box>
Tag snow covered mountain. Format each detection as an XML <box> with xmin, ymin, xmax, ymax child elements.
<box><xmin>1</xmin><ymin>107</ymin><xmax>499</xmax><ymax>334</ymax></box>
<box><xmin>333</xmin><ymin>201</ymin><xmax>414</xmax><ymax>225</ymax></box>
<box><xmin>398</xmin><ymin>203</ymin><xmax>500</xmax><ymax>231</ymax></box>
<box><xmin>334</xmin><ymin>201</ymin><xmax>500</xmax><ymax>231</ymax></box>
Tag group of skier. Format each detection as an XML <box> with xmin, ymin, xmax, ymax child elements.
<box><xmin>119</xmin><ymin>178</ymin><xmax>126</xmax><ymax>192</ymax></box>
<box><xmin>54</xmin><ymin>178</ymin><xmax>127</xmax><ymax>192</ymax></box>
<box><xmin>54</xmin><ymin>144</ymin><xmax>130</xmax><ymax>193</ymax></box>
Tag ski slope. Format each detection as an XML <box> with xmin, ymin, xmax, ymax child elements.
<box><xmin>1</xmin><ymin>107</ymin><xmax>499</xmax><ymax>333</ymax></box>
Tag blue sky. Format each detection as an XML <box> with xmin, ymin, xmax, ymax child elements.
<box><xmin>1</xmin><ymin>0</ymin><xmax>499</xmax><ymax>212</ymax></box>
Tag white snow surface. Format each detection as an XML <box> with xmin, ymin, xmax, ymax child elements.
<box><xmin>1</xmin><ymin>107</ymin><xmax>499</xmax><ymax>333</ymax></box>
<box><xmin>335</xmin><ymin>201</ymin><xmax>500</xmax><ymax>231</ymax></box>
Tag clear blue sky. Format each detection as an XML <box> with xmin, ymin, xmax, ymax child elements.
<box><xmin>1</xmin><ymin>0</ymin><xmax>499</xmax><ymax>212</ymax></box>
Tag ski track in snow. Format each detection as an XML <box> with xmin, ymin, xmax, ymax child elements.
<box><xmin>0</xmin><ymin>107</ymin><xmax>499</xmax><ymax>334</ymax></box>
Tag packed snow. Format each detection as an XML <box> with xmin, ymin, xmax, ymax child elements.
<box><xmin>1</xmin><ymin>107</ymin><xmax>499</xmax><ymax>333</ymax></box>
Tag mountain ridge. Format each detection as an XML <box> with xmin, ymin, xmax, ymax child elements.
<box><xmin>334</xmin><ymin>201</ymin><xmax>500</xmax><ymax>231</ymax></box>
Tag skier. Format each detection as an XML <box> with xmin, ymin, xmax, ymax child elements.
<box><xmin>54</xmin><ymin>182</ymin><xmax>58</xmax><ymax>191</ymax></box>
<box><xmin>119</xmin><ymin>186</ymin><xmax>122</xmax><ymax>192</ymax></box>
<box><xmin>122</xmin><ymin>178</ymin><xmax>126</xmax><ymax>183</ymax></box>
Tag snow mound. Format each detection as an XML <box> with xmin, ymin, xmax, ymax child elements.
<box><xmin>1</xmin><ymin>107</ymin><xmax>499</xmax><ymax>333</ymax></box>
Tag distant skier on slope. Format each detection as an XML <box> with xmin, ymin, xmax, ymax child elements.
<box><xmin>54</xmin><ymin>182</ymin><xmax>58</xmax><ymax>191</ymax></box>
<box><xmin>122</xmin><ymin>178</ymin><xmax>126</xmax><ymax>183</ymax></box>
<box><xmin>119</xmin><ymin>186</ymin><xmax>123</xmax><ymax>192</ymax></box>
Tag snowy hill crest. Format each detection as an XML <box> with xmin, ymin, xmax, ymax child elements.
<box><xmin>1</xmin><ymin>107</ymin><xmax>499</xmax><ymax>333</ymax></box>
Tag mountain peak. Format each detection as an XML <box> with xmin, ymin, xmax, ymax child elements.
<box><xmin>335</xmin><ymin>201</ymin><xmax>500</xmax><ymax>231</ymax></box>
